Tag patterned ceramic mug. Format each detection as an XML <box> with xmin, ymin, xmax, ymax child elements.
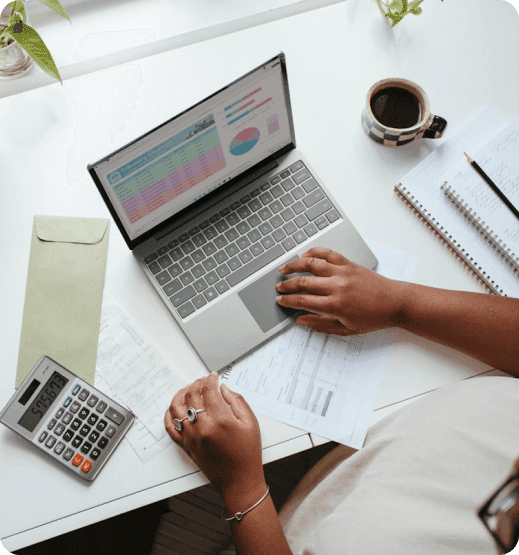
<box><xmin>362</xmin><ymin>78</ymin><xmax>447</xmax><ymax>147</ymax></box>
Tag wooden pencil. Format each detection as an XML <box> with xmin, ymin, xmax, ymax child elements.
<box><xmin>464</xmin><ymin>152</ymin><xmax>519</xmax><ymax>222</ymax></box>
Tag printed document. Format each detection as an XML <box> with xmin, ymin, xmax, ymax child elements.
<box><xmin>220</xmin><ymin>241</ymin><xmax>417</xmax><ymax>448</ymax></box>
<box><xmin>95</xmin><ymin>295</ymin><xmax>186</xmax><ymax>461</ymax></box>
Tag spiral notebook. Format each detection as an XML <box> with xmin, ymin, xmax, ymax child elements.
<box><xmin>394</xmin><ymin>107</ymin><xmax>519</xmax><ymax>297</ymax></box>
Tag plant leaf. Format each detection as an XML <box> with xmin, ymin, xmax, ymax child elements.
<box><xmin>389</xmin><ymin>13</ymin><xmax>404</xmax><ymax>26</ymax></box>
<box><xmin>408</xmin><ymin>0</ymin><xmax>423</xmax><ymax>14</ymax></box>
<box><xmin>389</xmin><ymin>0</ymin><xmax>404</xmax><ymax>13</ymax></box>
<box><xmin>35</xmin><ymin>0</ymin><xmax>70</xmax><ymax>22</ymax></box>
<box><xmin>7</xmin><ymin>11</ymin><xmax>22</xmax><ymax>27</ymax></box>
<box><xmin>4</xmin><ymin>21</ymin><xmax>61</xmax><ymax>81</ymax></box>
<box><xmin>8</xmin><ymin>0</ymin><xmax>26</xmax><ymax>22</ymax></box>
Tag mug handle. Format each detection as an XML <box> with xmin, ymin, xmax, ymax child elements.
<box><xmin>422</xmin><ymin>115</ymin><xmax>448</xmax><ymax>139</ymax></box>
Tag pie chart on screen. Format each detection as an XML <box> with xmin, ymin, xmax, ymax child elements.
<box><xmin>229</xmin><ymin>127</ymin><xmax>260</xmax><ymax>156</ymax></box>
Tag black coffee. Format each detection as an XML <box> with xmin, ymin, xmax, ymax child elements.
<box><xmin>370</xmin><ymin>86</ymin><xmax>421</xmax><ymax>129</ymax></box>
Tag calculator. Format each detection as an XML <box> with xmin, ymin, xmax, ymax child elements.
<box><xmin>0</xmin><ymin>356</ymin><xmax>135</xmax><ymax>482</ymax></box>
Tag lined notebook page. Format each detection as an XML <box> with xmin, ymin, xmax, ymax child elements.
<box><xmin>445</xmin><ymin>116</ymin><xmax>519</xmax><ymax>257</ymax></box>
<box><xmin>397</xmin><ymin>107</ymin><xmax>519</xmax><ymax>297</ymax></box>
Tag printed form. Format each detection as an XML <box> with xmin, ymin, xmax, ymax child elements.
<box><xmin>221</xmin><ymin>242</ymin><xmax>417</xmax><ymax>448</ymax></box>
<box><xmin>95</xmin><ymin>295</ymin><xmax>187</xmax><ymax>462</ymax></box>
<box><xmin>94</xmin><ymin>242</ymin><xmax>417</xmax><ymax>460</ymax></box>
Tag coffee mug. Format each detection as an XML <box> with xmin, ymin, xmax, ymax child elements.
<box><xmin>362</xmin><ymin>78</ymin><xmax>447</xmax><ymax>147</ymax></box>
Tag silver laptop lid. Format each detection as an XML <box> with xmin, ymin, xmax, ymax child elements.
<box><xmin>88</xmin><ymin>53</ymin><xmax>296</xmax><ymax>249</ymax></box>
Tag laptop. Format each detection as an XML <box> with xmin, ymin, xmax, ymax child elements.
<box><xmin>88</xmin><ymin>52</ymin><xmax>378</xmax><ymax>372</ymax></box>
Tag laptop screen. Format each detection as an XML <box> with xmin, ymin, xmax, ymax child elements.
<box><xmin>88</xmin><ymin>53</ymin><xmax>294</xmax><ymax>247</ymax></box>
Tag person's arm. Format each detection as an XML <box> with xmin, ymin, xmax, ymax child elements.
<box><xmin>164</xmin><ymin>374</ymin><xmax>293</xmax><ymax>555</ymax></box>
<box><xmin>221</xmin><ymin>470</ymin><xmax>293</xmax><ymax>555</ymax></box>
<box><xmin>275</xmin><ymin>247</ymin><xmax>519</xmax><ymax>376</ymax></box>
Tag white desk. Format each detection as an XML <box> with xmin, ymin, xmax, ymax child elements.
<box><xmin>1</xmin><ymin>0</ymin><xmax>518</xmax><ymax>550</ymax></box>
<box><xmin>1</xmin><ymin>0</ymin><xmax>345</xmax><ymax>99</ymax></box>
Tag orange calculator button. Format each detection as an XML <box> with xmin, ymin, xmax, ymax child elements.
<box><xmin>72</xmin><ymin>454</ymin><xmax>84</xmax><ymax>467</ymax></box>
<box><xmin>81</xmin><ymin>460</ymin><xmax>93</xmax><ymax>473</ymax></box>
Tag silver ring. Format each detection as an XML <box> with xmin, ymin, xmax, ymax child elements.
<box><xmin>173</xmin><ymin>415</ymin><xmax>189</xmax><ymax>431</ymax></box>
<box><xmin>187</xmin><ymin>407</ymin><xmax>205</xmax><ymax>424</ymax></box>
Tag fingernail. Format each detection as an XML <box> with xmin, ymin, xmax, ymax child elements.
<box><xmin>278</xmin><ymin>265</ymin><xmax>286</xmax><ymax>272</ymax></box>
<box><xmin>210</xmin><ymin>371</ymin><xmax>218</xmax><ymax>375</ymax></box>
<box><xmin>276</xmin><ymin>295</ymin><xmax>283</xmax><ymax>303</ymax></box>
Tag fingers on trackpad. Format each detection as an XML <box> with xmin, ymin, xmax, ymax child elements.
<box><xmin>238</xmin><ymin>256</ymin><xmax>299</xmax><ymax>333</ymax></box>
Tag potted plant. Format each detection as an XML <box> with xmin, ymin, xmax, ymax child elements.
<box><xmin>376</xmin><ymin>0</ymin><xmax>424</xmax><ymax>27</ymax></box>
<box><xmin>0</xmin><ymin>0</ymin><xmax>70</xmax><ymax>81</ymax></box>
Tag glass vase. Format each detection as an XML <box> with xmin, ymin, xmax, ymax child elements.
<box><xmin>0</xmin><ymin>39</ymin><xmax>33</xmax><ymax>79</ymax></box>
<box><xmin>0</xmin><ymin>0</ymin><xmax>33</xmax><ymax>79</ymax></box>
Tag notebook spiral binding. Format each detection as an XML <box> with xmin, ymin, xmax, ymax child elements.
<box><xmin>394</xmin><ymin>183</ymin><xmax>506</xmax><ymax>296</ymax></box>
<box><xmin>441</xmin><ymin>183</ymin><xmax>519</xmax><ymax>274</ymax></box>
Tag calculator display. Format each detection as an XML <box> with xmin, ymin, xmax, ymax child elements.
<box><xmin>18</xmin><ymin>372</ymin><xmax>69</xmax><ymax>432</ymax></box>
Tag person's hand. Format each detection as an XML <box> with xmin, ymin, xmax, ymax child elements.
<box><xmin>164</xmin><ymin>374</ymin><xmax>266</xmax><ymax>499</ymax></box>
<box><xmin>276</xmin><ymin>247</ymin><xmax>407</xmax><ymax>336</ymax></box>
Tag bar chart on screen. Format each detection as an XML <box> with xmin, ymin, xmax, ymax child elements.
<box><xmin>225</xmin><ymin>86</ymin><xmax>273</xmax><ymax>126</ymax></box>
<box><xmin>267</xmin><ymin>114</ymin><xmax>279</xmax><ymax>135</ymax></box>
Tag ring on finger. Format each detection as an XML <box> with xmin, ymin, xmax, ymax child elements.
<box><xmin>173</xmin><ymin>415</ymin><xmax>189</xmax><ymax>431</ymax></box>
<box><xmin>187</xmin><ymin>407</ymin><xmax>205</xmax><ymax>424</ymax></box>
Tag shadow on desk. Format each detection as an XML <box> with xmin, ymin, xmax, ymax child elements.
<box><xmin>13</xmin><ymin>441</ymin><xmax>338</xmax><ymax>555</ymax></box>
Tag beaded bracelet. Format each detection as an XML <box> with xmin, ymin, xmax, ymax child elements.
<box><xmin>224</xmin><ymin>486</ymin><xmax>270</xmax><ymax>522</ymax></box>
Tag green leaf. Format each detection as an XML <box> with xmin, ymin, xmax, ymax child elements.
<box><xmin>8</xmin><ymin>0</ymin><xmax>27</xmax><ymax>22</ymax></box>
<box><xmin>389</xmin><ymin>13</ymin><xmax>404</xmax><ymax>26</ymax></box>
<box><xmin>411</xmin><ymin>6</ymin><xmax>422</xmax><ymax>15</ymax></box>
<box><xmin>389</xmin><ymin>0</ymin><xmax>404</xmax><ymax>13</ymax></box>
<box><xmin>35</xmin><ymin>0</ymin><xmax>71</xmax><ymax>22</ymax></box>
<box><xmin>4</xmin><ymin>21</ymin><xmax>61</xmax><ymax>81</ymax></box>
<box><xmin>7</xmin><ymin>11</ymin><xmax>22</xmax><ymax>27</ymax></box>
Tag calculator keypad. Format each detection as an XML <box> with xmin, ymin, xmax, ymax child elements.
<box><xmin>78</xmin><ymin>407</ymin><xmax>90</xmax><ymax>420</ymax></box>
<box><xmin>78</xmin><ymin>390</ymin><xmax>90</xmax><ymax>401</ymax></box>
<box><xmin>63</xmin><ymin>429</ymin><xmax>74</xmax><ymax>442</ymax></box>
<box><xmin>35</xmin><ymin>381</ymin><xmax>130</xmax><ymax>480</ymax></box>
<box><xmin>62</xmin><ymin>412</ymin><xmax>73</xmax><ymax>425</ymax></box>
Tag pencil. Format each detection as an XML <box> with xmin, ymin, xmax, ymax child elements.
<box><xmin>464</xmin><ymin>152</ymin><xmax>519</xmax><ymax>222</ymax></box>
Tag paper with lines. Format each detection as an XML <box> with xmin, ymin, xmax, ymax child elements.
<box><xmin>398</xmin><ymin>107</ymin><xmax>519</xmax><ymax>296</ymax></box>
<box><xmin>95</xmin><ymin>373</ymin><xmax>173</xmax><ymax>463</ymax></box>
<box><xmin>220</xmin><ymin>241</ymin><xmax>417</xmax><ymax>448</ymax></box>
<box><xmin>447</xmin><ymin>115</ymin><xmax>519</xmax><ymax>253</ymax></box>
<box><xmin>96</xmin><ymin>294</ymin><xmax>187</xmax><ymax>445</ymax></box>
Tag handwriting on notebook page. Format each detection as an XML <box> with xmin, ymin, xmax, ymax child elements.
<box><xmin>449</xmin><ymin>118</ymin><xmax>519</xmax><ymax>246</ymax></box>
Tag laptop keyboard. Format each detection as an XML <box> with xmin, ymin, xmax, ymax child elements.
<box><xmin>143</xmin><ymin>161</ymin><xmax>341</xmax><ymax>319</ymax></box>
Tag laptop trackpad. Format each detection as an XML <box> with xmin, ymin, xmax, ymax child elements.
<box><xmin>238</xmin><ymin>255</ymin><xmax>300</xmax><ymax>333</ymax></box>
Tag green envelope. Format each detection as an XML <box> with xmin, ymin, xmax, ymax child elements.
<box><xmin>16</xmin><ymin>216</ymin><xmax>110</xmax><ymax>387</ymax></box>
